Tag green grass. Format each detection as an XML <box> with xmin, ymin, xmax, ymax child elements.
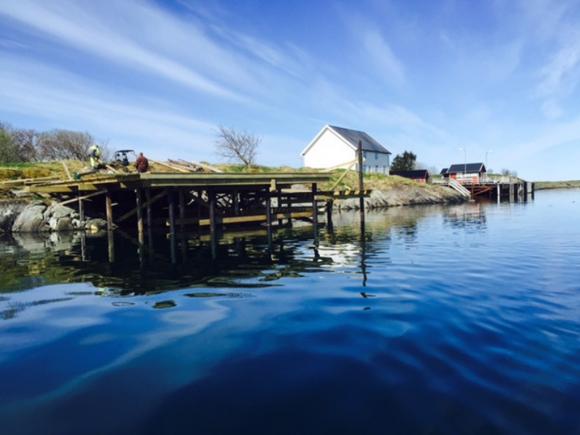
<box><xmin>535</xmin><ymin>180</ymin><xmax>580</xmax><ymax>190</ymax></box>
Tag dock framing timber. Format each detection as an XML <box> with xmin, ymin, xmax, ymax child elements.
<box><xmin>27</xmin><ymin>172</ymin><xmax>362</xmax><ymax>236</ymax></box>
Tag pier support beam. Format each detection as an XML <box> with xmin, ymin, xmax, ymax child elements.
<box><xmin>178</xmin><ymin>189</ymin><xmax>186</xmax><ymax>232</ymax></box>
<box><xmin>105</xmin><ymin>191</ymin><xmax>114</xmax><ymax>232</ymax></box>
<box><xmin>266</xmin><ymin>193</ymin><xmax>273</xmax><ymax>229</ymax></box>
<box><xmin>208</xmin><ymin>190</ymin><xmax>217</xmax><ymax>235</ymax></box>
<box><xmin>135</xmin><ymin>188</ymin><xmax>144</xmax><ymax>244</ymax></box>
<box><xmin>145</xmin><ymin>189</ymin><xmax>152</xmax><ymax>229</ymax></box>
<box><xmin>496</xmin><ymin>183</ymin><xmax>501</xmax><ymax>204</ymax></box>
<box><xmin>168</xmin><ymin>190</ymin><xmax>176</xmax><ymax>264</ymax></box>
<box><xmin>326</xmin><ymin>199</ymin><xmax>334</xmax><ymax>229</ymax></box>
<box><xmin>509</xmin><ymin>184</ymin><xmax>515</xmax><ymax>202</ymax></box>
<box><xmin>78</xmin><ymin>193</ymin><xmax>85</xmax><ymax>228</ymax></box>
<box><xmin>311</xmin><ymin>183</ymin><xmax>318</xmax><ymax>228</ymax></box>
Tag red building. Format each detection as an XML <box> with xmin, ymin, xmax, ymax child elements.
<box><xmin>390</xmin><ymin>169</ymin><xmax>431</xmax><ymax>184</ymax></box>
<box><xmin>441</xmin><ymin>163</ymin><xmax>487</xmax><ymax>184</ymax></box>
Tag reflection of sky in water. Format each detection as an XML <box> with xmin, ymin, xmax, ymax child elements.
<box><xmin>1</xmin><ymin>190</ymin><xmax>580</xmax><ymax>434</ymax></box>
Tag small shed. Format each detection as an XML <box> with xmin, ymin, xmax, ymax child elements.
<box><xmin>447</xmin><ymin>163</ymin><xmax>487</xmax><ymax>184</ymax></box>
<box><xmin>390</xmin><ymin>169</ymin><xmax>431</xmax><ymax>184</ymax></box>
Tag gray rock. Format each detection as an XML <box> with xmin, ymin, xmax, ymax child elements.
<box><xmin>44</xmin><ymin>203</ymin><xmax>76</xmax><ymax>220</ymax></box>
<box><xmin>55</xmin><ymin>217</ymin><xmax>73</xmax><ymax>232</ymax></box>
<box><xmin>85</xmin><ymin>218</ymin><xmax>108</xmax><ymax>232</ymax></box>
<box><xmin>12</xmin><ymin>204</ymin><xmax>48</xmax><ymax>232</ymax></box>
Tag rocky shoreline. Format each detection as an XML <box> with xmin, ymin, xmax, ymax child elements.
<box><xmin>1</xmin><ymin>184</ymin><xmax>466</xmax><ymax>233</ymax></box>
<box><xmin>334</xmin><ymin>184</ymin><xmax>467</xmax><ymax>210</ymax></box>
<box><xmin>0</xmin><ymin>200</ymin><xmax>107</xmax><ymax>234</ymax></box>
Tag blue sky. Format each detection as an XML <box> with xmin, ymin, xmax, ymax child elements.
<box><xmin>1</xmin><ymin>0</ymin><xmax>580</xmax><ymax>180</ymax></box>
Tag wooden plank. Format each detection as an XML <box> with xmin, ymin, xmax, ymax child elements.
<box><xmin>61</xmin><ymin>161</ymin><xmax>73</xmax><ymax>181</ymax></box>
<box><xmin>58</xmin><ymin>189</ymin><xmax>107</xmax><ymax>206</ymax></box>
<box><xmin>198</xmin><ymin>211</ymin><xmax>313</xmax><ymax>226</ymax></box>
<box><xmin>149</xmin><ymin>159</ymin><xmax>190</xmax><ymax>173</ymax></box>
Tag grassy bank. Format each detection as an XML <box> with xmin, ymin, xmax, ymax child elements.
<box><xmin>535</xmin><ymin>180</ymin><xmax>580</xmax><ymax>190</ymax></box>
<box><xmin>0</xmin><ymin>161</ymin><xmax>429</xmax><ymax>191</ymax></box>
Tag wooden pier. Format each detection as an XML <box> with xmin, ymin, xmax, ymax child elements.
<box><xmin>465</xmin><ymin>180</ymin><xmax>535</xmax><ymax>202</ymax></box>
<box><xmin>27</xmin><ymin>172</ymin><xmax>369</xmax><ymax>237</ymax></box>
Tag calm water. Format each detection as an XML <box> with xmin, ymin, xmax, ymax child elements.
<box><xmin>1</xmin><ymin>190</ymin><xmax>579</xmax><ymax>434</ymax></box>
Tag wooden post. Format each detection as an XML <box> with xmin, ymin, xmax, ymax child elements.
<box><xmin>266</xmin><ymin>193</ymin><xmax>273</xmax><ymax>229</ymax></box>
<box><xmin>168</xmin><ymin>190</ymin><xmax>176</xmax><ymax>264</ymax></box>
<box><xmin>326</xmin><ymin>199</ymin><xmax>334</xmax><ymax>229</ymax></box>
<box><xmin>233</xmin><ymin>190</ymin><xmax>240</xmax><ymax>216</ymax></box>
<box><xmin>105</xmin><ymin>191</ymin><xmax>114</xmax><ymax>232</ymax></box>
<box><xmin>168</xmin><ymin>190</ymin><xmax>176</xmax><ymax>234</ymax></box>
<box><xmin>509</xmin><ymin>183</ymin><xmax>514</xmax><ymax>202</ymax></box>
<box><xmin>357</xmin><ymin>140</ymin><xmax>365</xmax><ymax>212</ymax></box>
<box><xmin>135</xmin><ymin>188</ymin><xmax>144</xmax><ymax>243</ymax></box>
<box><xmin>209</xmin><ymin>190</ymin><xmax>217</xmax><ymax>235</ymax></box>
<box><xmin>78</xmin><ymin>193</ymin><xmax>85</xmax><ymax>229</ymax></box>
<box><xmin>266</xmin><ymin>192</ymin><xmax>273</xmax><ymax>250</ymax></box>
<box><xmin>178</xmin><ymin>189</ymin><xmax>186</xmax><ymax>231</ymax></box>
<box><xmin>145</xmin><ymin>188</ymin><xmax>152</xmax><ymax>228</ymax></box>
<box><xmin>312</xmin><ymin>183</ymin><xmax>318</xmax><ymax>229</ymax></box>
<box><xmin>496</xmin><ymin>183</ymin><xmax>501</xmax><ymax>204</ymax></box>
<box><xmin>107</xmin><ymin>227</ymin><xmax>115</xmax><ymax>263</ymax></box>
<box><xmin>287</xmin><ymin>195</ymin><xmax>293</xmax><ymax>227</ymax></box>
<box><xmin>277</xmin><ymin>188</ymin><xmax>283</xmax><ymax>226</ymax></box>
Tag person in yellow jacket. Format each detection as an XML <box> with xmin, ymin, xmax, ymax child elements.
<box><xmin>88</xmin><ymin>144</ymin><xmax>103</xmax><ymax>169</ymax></box>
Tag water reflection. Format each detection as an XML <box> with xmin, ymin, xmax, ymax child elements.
<box><xmin>1</xmin><ymin>192</ymin><xmax>579</xmax><ymax>435</ymax></box>
<box><xmin>0</xmin><ymin>206</ymin><xmax>447</xmax><ymax>300</ymax></box>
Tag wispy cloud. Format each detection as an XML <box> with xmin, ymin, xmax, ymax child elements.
<box><xmin>0</xmin><ymin>0</ymin><xmax>248</xmax><ymax>101</ymax></box>
<box><xmin>0</xmin><ymin>57</ymin><xmax>217</xmax><ymax>159</ymax></box>
<box><xmin>338</xmin><ymin>9</ymin><xmax>406</xmax><ymax>88</ymax></box>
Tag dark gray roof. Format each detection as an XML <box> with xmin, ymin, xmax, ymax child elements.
<box><xmin>329</xmin><ymin>125</ymin><xmax>391</xmax><ymax>154</ymax></box>
<box><xmin>440</xmin><ymin>168</ymin><xmax>449</xmax><ymax>175</ymax></box>
<box><xmin>390</xmin><ymin>169</ymin><xmax>430</xmax><ymax>179</ymax></box>
<box><xmin>447</xmin><ymin>163</ymin><xmax>487</xmax><ymax>174</ymax></box>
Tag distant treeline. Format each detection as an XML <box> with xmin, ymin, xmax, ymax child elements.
<box><xmin>0</xmin><ymin>121</ymin><xmax>109</xmax><ymax>164</ymax></box>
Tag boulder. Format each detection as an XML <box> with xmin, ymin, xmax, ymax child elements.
<box><xmin>11</xmin><ymin>204</ymin><xmax>48</xmax><ymax>232</ymax></box>
<box><xmin>44</xmin><ymin>203</ymin><xmax>76</xmax><ymax>220</ymax></box>
<box><xmin>85</xmin><ymin>218</ymin><xmax>108</xmax><ymax>232</ymax></box>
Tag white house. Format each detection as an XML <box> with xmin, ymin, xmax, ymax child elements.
<box><xmin>301</xmin><ymin>125</ymin><xmax>392</xmax><ymax>174</ymax></box>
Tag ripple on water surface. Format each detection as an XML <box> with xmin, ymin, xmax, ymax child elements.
<box><xmin>0</xmin><ymin>191</ymin><xmax>580</xmax><ymax>434</ymax></box>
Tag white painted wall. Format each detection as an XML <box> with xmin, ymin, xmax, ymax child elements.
<box><xmin>302</xmin><ymin>128</ymin><xmax>391</xmax><ymax>174</ymax></box>
<box><xmin>303</xmin><ymin>129</ymin><xmax>355</xmax><ymax>169</ymax></box>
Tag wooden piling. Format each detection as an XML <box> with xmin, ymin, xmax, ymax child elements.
<box><xmin>233</xmin><ymin>190</ymin><xmax>240</xmax><ymax>216</ymax></box>
<box><xmin>357</xmin><ymin>140</ymin><xmax>365</xmax><ymax>211</ymax></box>
<box><xmin>266</xmin><ymin>193</ymin><xmax>273</xmax><ymax>229</ymax></box>
<box><xmin>496</xmin><ymin>183</ymin><xmax>501</xmax><ymax>204</ymax></box>
<box><xmin>208</xmin><ymin>190</ymin><xmax>217</xmax><ymax>235</ymax></box>
<box><xmin>105</xmin><ymin>191</ymin><xmax>114</xmax><ymax>232</ymax></box>
<box><xmin>326</xmin><ymin>199</ymin><xmax>334</xmax><ymax>228</ymax></box>
<box><xmin>277</xmin><ymin>188</ymin><xmax>283</xmax><ymax>226</ymax></box>
<box><xmin>311</xmin><ymin>183</ymin><xmax>318</xmax><ymax>228</ymax></box>
<box><xmin>145</xmin><ymin>188</ymin><xmax>152</xmax><ymax>228</ymax></box>
<box><xmin>287</xmin><ymin>195</ymin><xmax>293</xmax><ymax>227</ymax></box>
<box><xmin>178</xmin><ymin>189</ymin><xmax>186</xmax><ymax>232</ymax></box>
<box><xmin>135</xmin><ymin>188</ymin><xmax>144</xmax><ymax>243</ymax></box>
<box><xmin>78</xmin><ymin>193</ymin><xmax>85</xmax><ymax>228</ymax></box>
<box><xmin>168</xmin><ymin>190</ymin><xmax>176</xmax><ymax>235</ymax></box>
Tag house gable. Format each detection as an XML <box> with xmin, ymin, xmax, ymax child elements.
<box><xmin>302</xmin><ymin>127</ymin><xmax>357</xmax><ymax>169</ymax></box>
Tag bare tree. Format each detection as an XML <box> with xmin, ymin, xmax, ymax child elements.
<box><xmin>215</xmin><ymin>126</ymin><xmax>259</xmax><ymax>167</ymax></box>
<box><xmin>37</xmin><ymin>130</ymin><xmax>95</xmax><ymax>160</ymax></box>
